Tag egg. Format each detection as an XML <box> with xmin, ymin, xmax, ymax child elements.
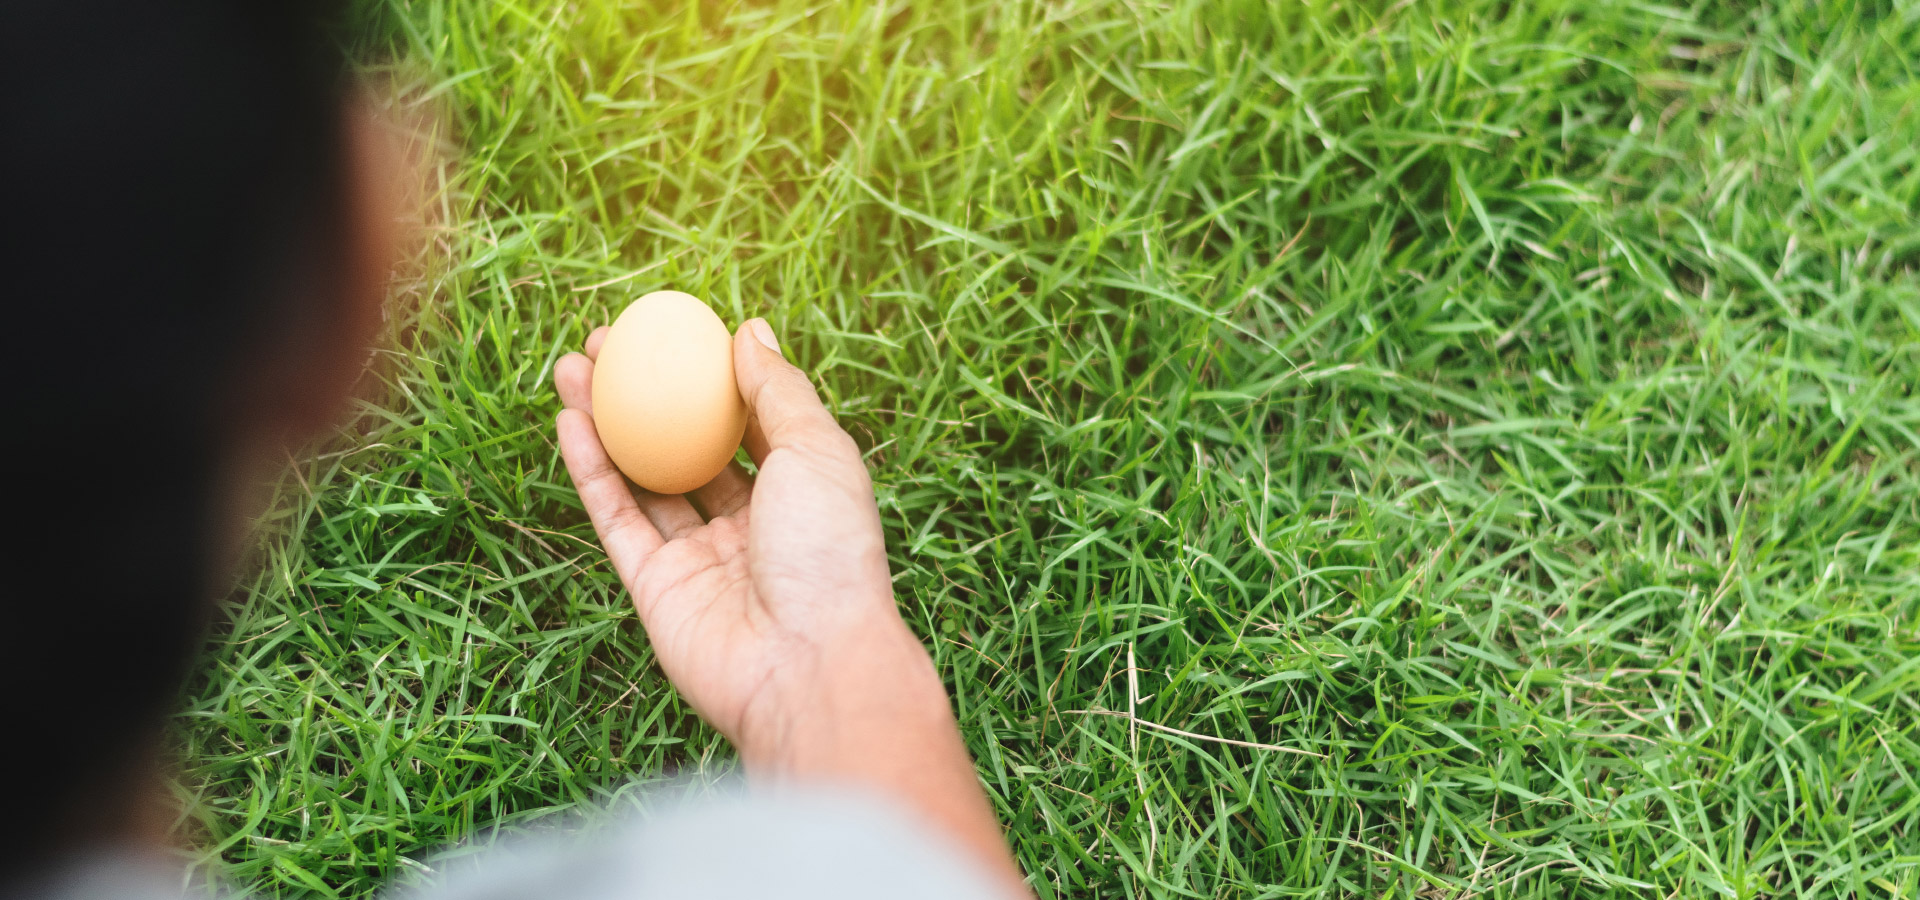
<box><xmin>590</xmin><ymin>290</ymin><xmax>748</xmax><ymax>494</ymax></box>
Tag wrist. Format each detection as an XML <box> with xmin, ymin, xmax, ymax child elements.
<box><xmin>736</xmin><ymin>617</ymin><xmax>953</xmax><ymax>774</ymax></box>
<box><xmin>732</xmin><ymin>613</ymin><xmax>1029</xmax><ymax>897</ymax></box>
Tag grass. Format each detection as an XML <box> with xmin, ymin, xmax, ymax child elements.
<box><xmin>173</xmin><ymin>0</ymin><xmax>1920</xmax><ymax>896</ymax></box>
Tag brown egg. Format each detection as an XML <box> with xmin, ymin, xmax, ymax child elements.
<box><xmin>590</xmin><ymin>290</ymin><xmax>748</xmax><ymax>494</ymax></box>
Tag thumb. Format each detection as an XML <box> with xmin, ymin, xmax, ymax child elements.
<box><xmin>733</xmin><ymin>318</ymin><xmax>856</xmax><ymax>465</ymax></box>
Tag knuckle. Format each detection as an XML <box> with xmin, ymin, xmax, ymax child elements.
<box><xmin>583</xmin><ymin>453</ymin><xmax>625</xmax><ymax>485</ymax></box>
<box><xmin>756</xmin><ymin>366</ymin><xmax>816</xmax><ymax>408</ymax></box>
<box><xmin>790</xmin><ymin>424</ymin><xmax>861</xmax><ymax>463</ymax></box>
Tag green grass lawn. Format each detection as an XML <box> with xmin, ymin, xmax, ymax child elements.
<box><xmin>175</xmin><ymin>0</ymin><xmax>1920</xmax><ymax>896</ymax></box>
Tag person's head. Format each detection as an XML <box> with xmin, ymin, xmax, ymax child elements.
<box><xmin>2</xmin><ymin>0</ymin><xmax>398</xmax><ymax>870</ymax></box>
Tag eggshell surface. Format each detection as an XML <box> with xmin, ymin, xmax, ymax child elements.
<box><xmin>591</xmin><ymin>291</ymin><xmax>748</xmax><ymax>494</ymax></box>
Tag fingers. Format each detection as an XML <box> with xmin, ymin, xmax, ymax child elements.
<box><xmin>732</xmin><ymin>319</ymin><xmax>859</xmax><ymax>467</ymax></box>
<box><xmin>555</xmin><ymin>324</ymin><xmax>607</xmax><ymax>412</ymax></box>
<box><xmin>557</xmin><ymin>409</ymin><xmax>664</xmax><ymax>582</ymax></box>
<box><xmin>555</xmin><ymin>352</ymin><xmax>594</xmax><ymax>413</ymax></box>
<box><xmin>688</xmin><ymin>460</ymin><xmax>755</xmax><ymax>521</ymax></box>
<box><xmin>559</xmin><ymin>407</ymin><xmax>708</xmax><ymax>550</ymax></box>
<box><xmin>559</xmin><ymin>324</ymin><xmax>710</xmax><ymax>543</ymax></box>
<box><xmin>636</xmin><ymin>490</ymin><xmax>705</xmax><ymax>540</ymax></box>
<box><xmin>741</xmin><ymin>416</ymin><xmax>773</xmax><ymax>466</ymax></box>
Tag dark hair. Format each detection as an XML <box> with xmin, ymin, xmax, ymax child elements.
<box><xmin>1</xmin><ymin>0</ymin><xmax>349</xmax><ymax>871</ymax></box>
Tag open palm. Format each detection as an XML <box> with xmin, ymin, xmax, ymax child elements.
<box><xmin>552</xmin><ymin>320</ymin><xmax>901</xmax><ymax>752</ymax></box>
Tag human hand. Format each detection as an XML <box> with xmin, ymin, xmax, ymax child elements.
<box><xmin>554</xmin><ymin>319</ymin><xmax>1024</xmax><ymax>893</ymax></box>
<box><xmin>553</xmin><ymin>318</ymin><xmax>915</xmax><ymax>758</ymax></box>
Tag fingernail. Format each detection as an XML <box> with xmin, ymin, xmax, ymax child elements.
<box><xmin>749</xmin><ymin>318</ymin><xmax>782</xmax><ymax>358</ymax></box>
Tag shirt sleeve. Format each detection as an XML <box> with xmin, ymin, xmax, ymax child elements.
<box><xmin>401</xmin><ymin>783</ymin><xmax>1008</xmax><ymax>900</ymax></box>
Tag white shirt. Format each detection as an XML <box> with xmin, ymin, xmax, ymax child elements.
<box><xmin>11</xmin><ymin>786</ymin><xmax>1003</xmax><ymax>900</ymax></box>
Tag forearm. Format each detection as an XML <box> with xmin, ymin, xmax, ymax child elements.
<box><xmin>740</xmin><ymin>620</ymin><xmax>1027</xmax><ymax>897</ymax></box>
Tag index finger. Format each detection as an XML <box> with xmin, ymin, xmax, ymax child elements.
<box><xmin>557</xmin><ymin>408</ymin><xmax>664</xmax><ymax>583</ymax></box>
<box><xmin>584</xmin><ymin>325</ymin><xmax>611</xmax><ymax>361</ymax></box>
